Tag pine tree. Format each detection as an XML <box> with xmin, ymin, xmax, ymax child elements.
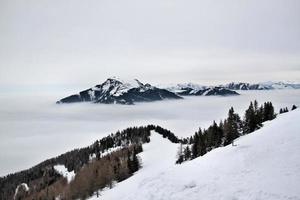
<box><xmin>211</xmin><ymin>121</ymin><xmax>223</xmax><ymax>147</ymax></box>
<box><xmin>279</xmin><ymin>108</ymin><xmax>284</xmax><ymax>114</ymax></box>
<box><xmin>224</xmin><ymin>107</ymin><xmax>241</xmax><ymax>145</ymax></box>
<box><xmin>243</xmin><ymin>101</ymin><xmax>260</xmax><ymax>134</ymax></box>
<box><xmin>183</xmin><ymin>146</ymin><xmax>191</xmax><ymax>161</ymax></box>
<box><xmin>191</xmin><ymin>132</ymin><xmax>199</xmax><ymax>159</ymax></box>
<box><xmin>198</xmin><ymin>130</ymin><xmax>207</xmax><ymax>156</ymax></box>
<box><xmin>263</xmin><ymin>102</ymin><xmax>276</xmax><ymax>121</ymax></box>
<box><xmin>292</xmin><ymin>105</ymin><xmax>297</xmax><ymax>110</ymax></box>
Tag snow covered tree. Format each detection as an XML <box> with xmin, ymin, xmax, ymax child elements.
<box><xmin>176</xmin><ymin>143</ymin><xmax>184</xmax><ymax>164</ymax></box>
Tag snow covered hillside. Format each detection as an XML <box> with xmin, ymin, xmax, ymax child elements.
<box><xmin>88</xmin><ymin>131</ymin><xmax>178</xmax><ymax>200</ymax></box>
<box><xmin>95</xmin><ymin>109</ymin><xmax>300</xmax><ymax>200</ymax></box>
<box><xmin>56</xmin><ymin>77</ymin><xmax>181</xmax><ymax>105</ymax></box>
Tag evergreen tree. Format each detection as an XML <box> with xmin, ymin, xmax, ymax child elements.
<box><xmin>211</xmin><ymin>121</ymin><xmax>223</xmax><ymax>147</ymax></box>
<box><xmin>292</xmin><ymin>105</ymin><xmax>297</xmax><ymax>110</ymax></box>
<box><xmin>263</xmin><ymin>102</ymin><xmax>276</xmax><ymax>121</ymax></box>
<box><xmin>224</xmin><ymin>107</ymin><xmax>241</xmax><ymax>145</ymax></box>
<box><xmin>191</xmin><ymin>132</ymin><xmax>199</xmax><ymax>159</ymax></box>
<box><xmin>183</xmin><ymin>146</ymin><xmax>191</xmax><ymax>161</ymax></box>
<box><xmin>279</xmin><ymin>108</ymin><xmax>284</xmax><ymax>114</ymax></box>
<box><xmin>198</xmin><ymin>130</ymin><xmax>207</xmax><ymax>156</ymax></box>
<box><xmin>243</xmin><ymin>101</ymin><xmax>260</xmax><ymax>134</ymax></box>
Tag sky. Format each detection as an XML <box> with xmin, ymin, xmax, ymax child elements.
<box><xmin>0</xmin><ymin>0</ymin><xmax>300</xmax><ymax>89</ymax></box>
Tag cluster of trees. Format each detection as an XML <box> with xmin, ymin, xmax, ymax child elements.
<box><xmin>280</xmin><ymin>107</ymin><xmax>289</xmax><ymax>114</ymax></box>
<box><xmin>22</xmin><ymin>144</ymin><xmax>142</xmax><ymax>200</ymax></box>
<box><xmin>0</xmin><ymin>125</ymin><xmax>181</xmax><ymax>200</ymax></box>
<box><xmin>177</xmin><ymin>100</ymin><xmax>277</xmax><ymax>163</ymax></box>
<box><xmin>151</xmin><ymin>125</ymin><xmax>186</xmax><ymax>144</ymax></box>
<box><xmin>279</xmin><ymin>105</ymin><xmax>297</xmax><ymax>114</ymax></box>
<box><xmin>66</xmin><ymin>144</ymin><xmax>142</xmax><ymax>200</ymax></box>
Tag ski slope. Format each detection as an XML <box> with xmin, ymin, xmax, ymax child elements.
<box><xmin>90</xmin><ymin>109</ymin><xmax>300</xmax><ymax>200</ymax></box>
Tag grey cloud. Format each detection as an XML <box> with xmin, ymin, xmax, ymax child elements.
<box><xmin>0</xmin><ymin>0</ymin><xmax>300</xmax><ymax>86</ymax></box>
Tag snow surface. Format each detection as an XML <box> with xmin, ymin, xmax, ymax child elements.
<box><xmin>54</xmin><ymin>165</ymin><xmax>75</xmax><ymax>183</ymax></box>
<box><xmin>14</xmin><ymin>183</ymin><xmax>29</xmax><ymax>200</ymax></box>
<box><xmin>99</xmin><ymin>77</ymin><xmax>146</xmax><ymax>97</ymax></box>
<box><xmin>90</xmin><ymin>110</ymin><xmax>300</xmax><ymax>200</ymax></box>
<box><xmin>89</xmin><ymin>146</ymin><xmax>124</xmax><ymax>161</ymax></box>
<box><xmin>88</xmin><ymin>131</ymin><xmax>179</xmax><ymax>200</ymax></box>
<box><xmin>159</xmin><ymin>83</ymin><xmax>206</xmax><ymax>93</ymax></box>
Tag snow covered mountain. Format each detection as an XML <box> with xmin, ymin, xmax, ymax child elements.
<box><xmin>222</xmin><ymin>81</ymin><xmax>300</xmax><ymax>90</ymax></box>
<box><xmin>57</xmin><ymin>77</ymin><xmax>182</xmax><ymax>105</ymax></box>
<box><xmin>162</xmin><ymin>83</ymin><xmax>239</xmax><ymax>96</ymax></box>
<box><xmin>259</xmin><ymin>81</ymin><xmax>300</xmax><ymax>89</ymax></box>
<box><xmin>94</xmin><ymin>109</ymin><xmax>300</xmax><ymax>200</ymax></box>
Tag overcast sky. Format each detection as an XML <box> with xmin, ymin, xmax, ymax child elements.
<box><xmin>0</xmin><ymin>0</ymin><xmax>300</xmax><ymax>89</ymax></box>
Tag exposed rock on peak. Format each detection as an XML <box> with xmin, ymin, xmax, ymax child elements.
<box><xmin>57</xmin><ymin>78</ymin><xmax>182</xmax><ymax>105</ymax></box>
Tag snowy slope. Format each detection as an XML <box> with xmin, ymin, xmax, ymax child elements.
<box><xmin>88</xmin><ymin>131</ymin><xmax>178</xmax><ymax>200</ymax></box>
<box><xmin>93</xmin><ymin>109</ymin><xmax>300</xmax><ymax>200</ymax></box>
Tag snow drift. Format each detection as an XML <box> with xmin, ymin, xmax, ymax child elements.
<box><xmin>93</xmin><ymin>109</ymin><xmax>300</xmax><ymax>200</ymax></box>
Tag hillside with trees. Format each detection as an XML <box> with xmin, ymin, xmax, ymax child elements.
<box><xmin>1</xmin><ymin>100</ymin><xmax>295</xmax><ymax>200</ymax></box>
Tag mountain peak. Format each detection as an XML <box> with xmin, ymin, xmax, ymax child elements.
<box><xmin>57</xmin><ymin>78</ymin><xmax>182</xmax><ymax>105</ymax></box>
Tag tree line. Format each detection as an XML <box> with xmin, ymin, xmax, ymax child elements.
<box><xmin>279</xmin><ymin>104</ymin><xmax>297</xmax><ymax>114</ymax></box>
<box><xmin>21</xmin><ymin>144</ymin><xmax>143</xmax><ymax>200</ymax></box>
<box><xmin>1</xmin><ymin>102</ymin><xmax>297</xmax><ymax>199</ymax></box>
<box><xmin>0</xmin><ymin>125</ymin><xmax>181</xmax><ymax>200</ymax></box>
<box><xmin>177</xmin><ymin>100</ymin><xmax>278</xmax><ymax>163</ymax></box>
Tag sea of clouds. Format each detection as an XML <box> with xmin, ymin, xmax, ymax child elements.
<box><xmin>1</xmin><ymin>90</ymin><xmax>300</xmax><ymax>176</ymax></box>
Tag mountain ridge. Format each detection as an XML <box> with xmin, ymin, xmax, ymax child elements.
<box><xmin>221</xmin><ymin>81</ymin><xmax>300</xmax><ymax>90</ymax></box>
<box><xmin>57</xmin><ymin>77</ymin><xmax>182</xmax><ymax>105</ymax></box>
<box><xmin>57</xmin><ymin>79</ymin><xmax>300</xmax><ymax>105</ymax></box>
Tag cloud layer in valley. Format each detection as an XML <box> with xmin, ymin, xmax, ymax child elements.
<box><xmin>1</xmin><ymin>90</ymin><xmax>300</xmax><ymax>176</ymax></box>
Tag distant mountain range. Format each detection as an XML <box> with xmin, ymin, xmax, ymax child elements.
<box><xmin>220</xmin><ymin>81</ymin><xmax>300</xmax><ymax>90</ymax></box>
<box><xmin>57</xmin><ymin>79</ymin><xmax>300</xmax><ymax>105</ymax></box>
<box><xmin>57</xmin><ymin>77</ymin><xmax>182</xmax><ymax>105</ymax></box>
<box><xmin>161</xmin><ymin>83</ymin><xmax>239</xmax><ymax>96</ymax></box>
